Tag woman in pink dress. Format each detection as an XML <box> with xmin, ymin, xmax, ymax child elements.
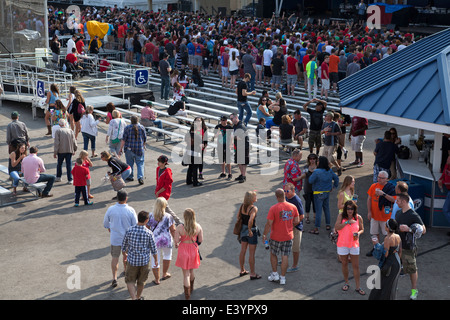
<box><xmin>175</xmin><ymin>208</ymin><xmax>203</xmax><ymax>300</ymax></box>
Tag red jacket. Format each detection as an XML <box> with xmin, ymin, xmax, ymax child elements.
<box><xmin>155</xmin><ymin>167</ymin><xmax>173</xmax><ymax>200</ymax></box>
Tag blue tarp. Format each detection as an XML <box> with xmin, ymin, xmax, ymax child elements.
<box><xmin>370</xmin><ymin>3</ymin><xmax>412</xmax><ymax>13</ymax></box>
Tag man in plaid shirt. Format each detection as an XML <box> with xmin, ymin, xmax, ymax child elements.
<box><xmin>119</xmin><ymin>115</ymin><xmax>147</xmax><ymax>185</ymax></box>
<box><xmin>122</xmin><ymin>210</ymin><xmax>158</xmax><ymax>300</ymax></box>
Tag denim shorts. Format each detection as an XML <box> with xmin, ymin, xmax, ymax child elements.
<box><xmin>240</xmin><ymin>225</ymin><xmax>258</xmax><ymax>245</ymax></box>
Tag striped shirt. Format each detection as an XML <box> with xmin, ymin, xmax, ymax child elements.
<box><xmin>122</xmin><ymin>225</ymin><xmax>157</xmax><ymax>266</ymax></box>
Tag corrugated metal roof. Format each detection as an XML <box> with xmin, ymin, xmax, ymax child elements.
<box><xmin>339</xmin><ymin>28</ymin><xmax>450</xmax><ymax>130</ymax></box>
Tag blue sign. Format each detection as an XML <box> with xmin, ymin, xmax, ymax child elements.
<box><xmin>135</xmin><ymin>69</ymin><xmax>148</xmax><ymax>86</ymax></box>
<box><xmin>37</xmin><ymin>80</ymin><xmax>45</xmax><ymax>98</ymax></box>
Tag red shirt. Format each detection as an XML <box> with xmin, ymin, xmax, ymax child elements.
<box><xmin>194</xmin><ymin>43</ymin><xmax>204</xmax><ymax>56</ymax></box>
<box><xmin>155</xmin><ymin>167</ymin><xmax>173</xmax><ymax>200</ymax></box>
<box><xmin>144</xmin><ymin>42</ymin><xmax>155</xmax><ymax>55</ymax></box>
<box><xmin>71</xmin><ymin>164</ymin><xmax>89</xmax><ymax>187</ymax></box>
<box><xmin>66</xmin><ymin>53</ymin><xmax>77</xmax><ymax>64</ymax></box>
<box><xmin>350</xmin><ymin>116</ymin><xmax>368</xmax><ymax>136</ymax></box>
<box><xmin>321</xmin><ymin>62</ymin><xmax>329</xmax><ymax>79</ymax></box>
<box><xmin>286</xmin><ymin>56</ymin><xmax>298</xmax><ymax>75</ymax></box>
<box><xmin>302</xmin><ymin>55</ymin><xmax>310</xmax><ymax>70</ymax></box>
<box><xmin>267</xmin><ymin>201</ymin><xmax>299</xmax><ymax>242</ymax></box>
<box><xmin>76</xmin><ymin>40</ymin><xmax>84</xmax><ymax>54</ymax></box>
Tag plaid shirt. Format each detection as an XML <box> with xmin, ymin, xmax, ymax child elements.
<box><xmin>122</xmin><ymin>124</ymin><xmax>147</xmax><ymax>156</ymax></box>
<box><xmin>122</xmin><ymin>225</ymin><xmax>157</xmax><ymax>266</ymax></box>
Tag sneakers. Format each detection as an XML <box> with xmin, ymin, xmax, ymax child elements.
<box><xmin>410</xmin><ymin>289</ymin><xmax>418</xmax><ymax>300</ymax></box>
<box><xmin>279</xmin><ymin>276</ymin><xmax>286</xmax><ymax>285</ymax></box>
<box><xmin>138</xmin><ymin>178</ymin><xmax>144</xmax><ymax>185</ymax></box>
<box><xmin>349</xmin><ymin>160</ymin><xmax>360</xmax><ymax>166</ymax></box>
<box><xmin>357</xmin><ymin>162</ymin><xmax>365</xmax><ymax>167</ymax></box>
<box><xmin>235</xmin><ymin>175</ymin><xmax>246</xmax><ymax>183</ymax></box>
<box><xmin>227</xmin><ymin>174</ymin><xmax>233</xmax><ymax>181</ymax></box>
<box><xmin>218</xmin><ymin>173</ymin><xmax>226</xmax><ymax>179</ymax></box>
<box><xmin>268</xmin><ymin>272</ymin><xmax>280</xmax><ymax>282</ymax></box>
<box><xmin>55</xmin><ymin>177</ymin><xmax>62</xmax><ymax>182</ymax></box>
<box><xmin>198</xmin><ymin>173</ymin><xmax>204</xmax><ymax>180</ymax></box>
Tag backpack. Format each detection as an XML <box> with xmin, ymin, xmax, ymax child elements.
<box><xmin>397</xmin><ymin>145</ymin><xmax>412</xmax><ymax>159</ymax></box>
<box><xmin>195</xmin><ymin>44</ymin><xmax>202</xmax><ymax>54</ymax></box>
<box><xmin>78</xmin><ymin>103</ymin><xmax>85</xmax><ymax>114</ymax></box>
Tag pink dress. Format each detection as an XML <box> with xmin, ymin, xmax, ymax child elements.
<box><xmin>176</xmin><ymin>233</ymin><xmax>201</xmax><ymax>270</ymax></box>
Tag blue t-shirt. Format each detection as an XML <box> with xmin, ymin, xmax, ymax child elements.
<box><xmin>286</xmin><ymin>194</ymin><xmax>304</xmax><ymax>231</ymax></box>
<box><xmin>187</xmin><ymin>42</ymin><xmax>195</xmax><ymax>55</ymax></box>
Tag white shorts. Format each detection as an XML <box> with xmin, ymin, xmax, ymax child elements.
<box><xmin>370</xmin><ymin>219</ymin><xmax>388</xmax><ymax>236</ymax></box>
<box><xmin>351</xmin><ymin>135</ymin><xmax>366</xmax><ymax>153</ymax></box>
<box><xmin>150</xmin><ymin>247</ymin><xmax>172</xmax><ymax>267</ymax></box>
<box><xmin>221</xmin><ymin>66</ymin><xmax>229</xmax><ymax>77</ymax></box>
<box><xmin>337</xmin><ymin>246</ymin><xmax>360</xmax><ymax>256</ymax></box>
<box><xmin>321</xmin><ymin>79</ymin><xmax>330</xmax><ymax>90</ymax></box>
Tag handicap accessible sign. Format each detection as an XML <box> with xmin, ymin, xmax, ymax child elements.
<box><xmin>37</xmin><ymin>80</ymin><xmax>45</xmax><ymax>98</ymax></box>
<box><xmin>135</xmin><ymin>69</ymin><xmax>148</xmax><ymax>86</ymax></box>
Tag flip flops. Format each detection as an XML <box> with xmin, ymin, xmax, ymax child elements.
<box><xmin>250</xmin><ymin>274</ymin><xmax>262</xmax><ymax>280</ymax></box>
<box><xmin>239</xmin><ymin>270</ymin><xmax>249</xmax><ymax>277</ymax></box>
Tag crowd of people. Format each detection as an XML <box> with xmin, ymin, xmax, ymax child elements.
<box><xmin>4</xmin><ymin>5</ymin><xmax>441</xmax><ymax>301</ymax></box>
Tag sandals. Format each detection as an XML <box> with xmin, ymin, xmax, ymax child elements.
<box><xmin>309</xmin><ymin>229</ymin><xmax>319</xmax><ymax>235</ymax></box>
<box><xmin>342</xmin><ymin>283</ymin><xmax>350</xmax><ymax>291</ymax></box>
<box><xmin>305</xmin><ymin>217</ymin><xmax>310</xmax><ymax>224</ymax></box>
<box><xmin>355</xmin><ymin>288</ymin><xmax>366</xmax><ymax>296</ymax></box>
<box><xmin>250</xmin><ymin>274</ymin><xmax>262</xmax><ymax>280</ymax></box>
<box><xmin>239</xmin><ymin>270</ymin><xmax>249</xmax><ymax>277</ymax></box>
<box><xmin>161</xmin><ymin>274</ymin><xmax>171</xmax><ymax>280</ymax></box>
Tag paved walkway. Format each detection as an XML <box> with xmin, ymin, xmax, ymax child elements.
<box><xmin>0</xmin><ymin>99</ymin><xmax>449</xmax><ymax>301</ymax></box>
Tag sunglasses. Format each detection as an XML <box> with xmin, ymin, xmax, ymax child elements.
<box><xmin>346</xmin><ymin>207</ymin><xmax>355</xmax><ymax>210</ymax></box>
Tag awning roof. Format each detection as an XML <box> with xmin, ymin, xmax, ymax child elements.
<box><xmin>339</xmin><ymin>28</ymin><xmax>450</xmax><ymax>134</ymax></box>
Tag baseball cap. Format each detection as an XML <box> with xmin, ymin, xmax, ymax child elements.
<box><xmin>11</xmin><ymin>111</ymin><xmax>20</xmax><ymax>118</ymax></box>
<box><xmin>146</xmin><ymin>101</ymin><xmax>153</xmax><ymax>106</ymax></box>
<box><xmin>220</xmin><ymin>115</ymin><xmax>228</xmax><ymax>121</ymax></box>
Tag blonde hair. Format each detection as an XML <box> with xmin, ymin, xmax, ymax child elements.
<box><xmin>281</xmin><ymin>114</ymin><xmax>292</xmax><ymax>124</ymax></box>
<box><xmin>339</xmin><ymin>175</ymin><xmax>355</xmax><ymax>195</ymax></box>
<box><xmin>85</xmin><ymin>105</ymin><xmax>94</xmax><ymax>114</ymax></box>
<box><xmin>112</xmin><ymin>110</ymin><xmax>120</xmax><ymax>119</ymax></box>
<box><xmin>74</xmin><ymin>90</ymin><xmax>85</xmax><ymax>103</ymax></box>
<box><xmin>183</xmin><ymin>208</ymin><xmax>197</xmax><ymax>237</ymax></box>
<box><xmin>79</xmin><ymin>150</ymin><xmax>89</xmax><ymax>159</ymax></box>
<box><xmin>153</xmin><ymin>197</ymin><xmax>168</xmax><ymax>222</ymax></box>
<box><xmin>242</xmin><ymin>191</ymin><xmax>257</xmax><ymax>213</ymax></box>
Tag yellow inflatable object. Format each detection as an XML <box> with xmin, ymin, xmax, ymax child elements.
<box><xmin>86</xmin><ymin>21</ymin><xmax>109</xmax><ymax>48</ymax></box>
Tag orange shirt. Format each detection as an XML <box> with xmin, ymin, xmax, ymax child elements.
<box><xmin>367</xmin><ymin>183</ymin><xmax>391</xmax><ymax>222</ymax></box>
<box><xmin>329</xmin><ymin>54</ymin><xmax>340</xmax><ymax>73</ymax></box>
<box><xmin>267</xmin><ymin>201</ymin><xmax>299</xmax><ymax>242</ymax></box>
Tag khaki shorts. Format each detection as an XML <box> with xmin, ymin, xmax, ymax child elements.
<box><xmin>402</xmin><ymin>248</ymin><xmax>418</xmax><ymax>274</ymax></box>
<box><xmin>322</xmin><ymin>144</ymin><xmax>337</xmax><ymax>164</ymax></box>
<box><xmin>292</xmin><ymin>228</ymin><xmax>302</xmax><ymax>253</ymax></box>
<box><xmin>370</xmin><ymin>219</ymin><xmax>388</xmax><ymax>236</ymax></box>
<box><xmin>111</xmin><ymin>245</ymin><xmax>123</xmax><ymax>258</ymax></box>
<box><xmin>125</xmin><ymin>262</ymin><xmax>150</xmax><ymax>285</ymax></box>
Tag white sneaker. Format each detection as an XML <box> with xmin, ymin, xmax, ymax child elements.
<box><xmin>279</xmin><ymin>276</ymin><xmax>286</xmax><ymax>285</ymax></box>
<box><xmin>268</xmin><ymin>272</ymin><xmax>280</xmax><ymax>282</ymax></box>
<box><xmin>55</xmin><ymin>177</ymin><xmax>61</xmax><ymax>182</ymax></box>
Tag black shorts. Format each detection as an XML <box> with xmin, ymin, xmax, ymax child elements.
<box><xmin>218</xmin><ymin>145</ymin><xmax>232</xmax><ymax>163</ymax></box>
<box><xmin>234</xmin><ymin>146</ymin><xmax>250</xmax><ymax>165</ymax></box>
<box><xmin>329</xmin><ymin>72</ymin><xmax>339</xmax><ymax>84</ymax></box>
<box><xmin>264</xmin><ymin>66</ymin><xmax>272</xmax><ymax>78</ymax></box>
